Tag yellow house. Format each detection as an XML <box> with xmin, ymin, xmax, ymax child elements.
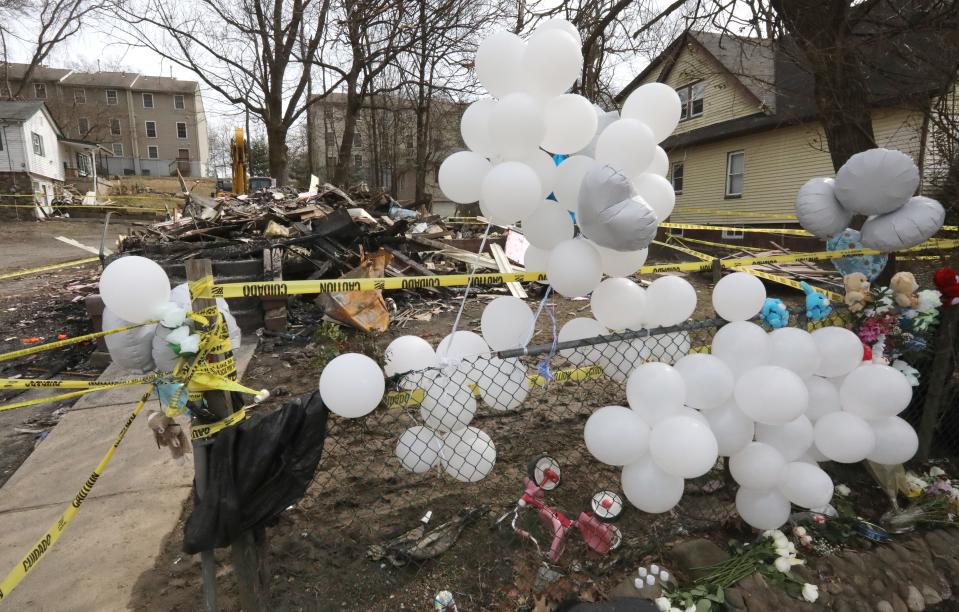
<box><xmin>616</xmin><ymin>31</ymin><xmax>952</xmax><ymax>230</ymax></box>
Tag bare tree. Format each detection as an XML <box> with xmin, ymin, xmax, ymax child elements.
<box><xmin>0</xmin><ymin>0</ymin><xmax>103</xmax><ymax>99</ymax></box>
<box><xmin>113</xmin><ymin>0</ymin><xmax>337</xmax><ymax>185</ymax></box>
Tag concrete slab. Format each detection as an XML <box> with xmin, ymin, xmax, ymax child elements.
<box><xmin>0</xmin><ymin>339</ymin><xmax>256</xmax><ymax>608</ymax></box>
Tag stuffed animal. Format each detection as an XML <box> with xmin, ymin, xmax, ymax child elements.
<box><xmin>890</xmin><ymin>271</ymin><xmax>920</xmax><ymax>309</ymax></box>
<box><xmin>934</xmin><ymin>267</ymin><xmax>959</xmax><ymax>306</ymax></box>
<box><xmin>843</xmin><ymin>272</ymin><xmax>872</xmax><ymax>313</ymax></box>
<box><xmin>760</xmin><ymin>298</ymin><xmax>789</xmax><ymax>329</ymax></box>
<box><xmin>801</xmin><ymin>281</ymin><xmax>832</xmax><ymax>321</ymax></box>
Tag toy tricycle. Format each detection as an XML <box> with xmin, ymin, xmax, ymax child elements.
<box><xmin>495</xmin><ymin>455</ymin><xmax>624</xmax><ymax>562</ymax></box>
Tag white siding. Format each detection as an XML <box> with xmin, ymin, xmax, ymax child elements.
<box><xmin>21</xmin><ymin>110</ymin><xmax>64</xmax><ymax>181</ymax></box>
<box><xmin>0</xmin><ymin>124</ymin><xmax>27</xmax><ymax>173</ymax></box>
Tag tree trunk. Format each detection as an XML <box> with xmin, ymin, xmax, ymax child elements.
<box><xmin>334</xmin><ymin>86</ymin><xmax>361</xmax><ymax>186</ymax></box>
<box><xmin>266</xmin><ymin>121</ymin><xmax>290</xmax><ymax>186</ymax></box>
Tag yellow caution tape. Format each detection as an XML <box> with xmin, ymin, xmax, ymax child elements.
<box><xmin>677</xmin><ymin>208</ymin><xmax>800</xmax><ymax>220</ymax></box>
<box><xmin>736</xmin><ymin>267</ymin><xmax>844</xmax><ymax>302</ymax></box>
<box><xmin>190</xmin><ymin>407</ymin><xmax>250</xmax><ymax>440</ymax></box>
<box><xmin>0</xmin><ymin>203</ymin><xmax>168</xmax><ymax>212</ymax></box>
<box><xmin>0</xmin><ymin>257</ymin><xmax>99</xmax><ymax>281</ymax></box>
<box><xmin>656</xmin><ymin>238</ymin><xmax>716</xmax><ymax>263</ymax></box>
<box><xmin>0</xmin><ymin>388</ymin><xmax>152</xmax><ymax>602</ymax></box>
<box><xmin>0</xmin><ymin>374</ymin><xmax>159</xmax><ymax>390</ymax></box>
<box><xmin>660</xmin><ymin>222</ymin><xmax>813</xmax><ymax>236</ymax></box>
<box><xmin>187</xmin><ymin>372</ymin><xmax>260</xmax><ymax>396</ymax></box>
<box><xmin>0</xmin><ymin>322</ymin><xmax>156</xmax><ymax>363</ymax></box>
<box><xmin>668</xmin><ymin>235</ymin><xmax>763</xmax><ymax>252</ymax></box>
<box><xmin>0</xmin><ymin>385</ymin><xmax>133</xmax><ymax>412</ymax></box>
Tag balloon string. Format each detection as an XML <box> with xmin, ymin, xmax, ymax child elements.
<box><xmin>443</xmin><ymin>222</ymin><xmax>493</xmax><ymax>362</ymax></box>
<box><xmin>523</xmin><ymin>285</ymin><xmax>552</xmax><ymax>348</ymax></box>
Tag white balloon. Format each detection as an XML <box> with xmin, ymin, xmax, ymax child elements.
<box><xmin>539</xmin><ymin>17</ymin><xmax>582</xmax><ymax>46</ymax></box>
<box><xmin>475</xmin><ymin>357</ymin><xmax>530</xmax><ymax>411</ymax></box>
<box><xmin>436</xmin><ymin>330</ymin><xmax>489</xmax><ymax>363</ymax></box>
<box><xmin>590</xmin><ymin>242</ymin><xmax>649</xmax><ymax>277</ymax></box>
<box><xmin>645</xmin><ymin>331</ymin><xmax>691</xmax><ymax>365</ymax></box>
<box><xmin>480</xmin><ymin>296</ymin><xmax>534</xmax><ymax>351</ymax></box>
<box><xmin>384</xmin><ymin>335</ymin><xmax>436</xmax><ymax>377</ymax></box>
<box><xmin>584</xmin><ymin>405</ymin><xmax>651</xmax><ymax>466</ymax></box>
<box><xmin>730</xmin><ymin>442</ymin><xmax>786</xmax><ymax>489</ymax></box>
<box><xmin>523</xmin><ymin>244</ymin><xmax>550</xmax><ymax>274</ymax></box>
<box><xmin>756</xmin><ymin>416</ymin><xmax>814</xmax><ymax>461</ymax></box>
<box><xmin>475</xmin><ymin>31</ymin><xmax>525</xmax><ymax>98</ymax></box>
<box><xmin>396</xmin><ymin>426</ymin><xmax>443</xmax><ymax>473</ymax></box>
<box><xmin>621</xmin><ymin>82</ymin><xmax>682</xmax><ymax>143</ymax></box>
<box><xmin>602</xmin><ymin>334</ymin><xmax>651</xmax><ymax>383</ymax></box>
<box><xmin>631</xmin><ymin>173</ymin><xmax>675</xmax><ymax>221</ymax></box>
<box><xmin>768</xmin><ymin>327</ymin><xmax>821</xmax><ymax>379</ymax></box>
<box><xmin>735</xmin><ymin>366</ymin><xmax>809</xmax><ymax>425</ymax></box>
<box><xmin>712</xmin><ymin>272</ymin><xmax>766</xmax><ymax>322</ymax></box>
<box><xmin>479</xmin><ymin>161</ymin><xmax>542</xmax><ymax>225</ymax></box>
<box><xmin>441</xmin><ymin>427</ymin><xmax>496</xmax><ymax>482</ymax></box>
<box><xmin>736</xmin><ymin>487</ymin><xmax>791</xmax><ymax>530</ymax></box>
<box><xmin>319</xmin><ymin>353</ymin><xmax>385</xmax><ymax>418</ymax></box>
<box><xmin>705</xmin><ymin>400</ymin><xmax>755</xmax><ymax>456</ymax></box>
<box><xmin>553</xmin><ymin>155</ymin><xmax>595</xmax><ymax>214</ymax></box>
<box><xmin>595</xmin><ymin>119</ymin><xmax>655</xmax><ymax>178</ymax></box>
<box><xmin>542</xmin><ymin>94</ymin><xmax>598</xmax><ymax>154</ymax></box>
<box><xmin>814</xmin><ymin>411</ymin><xmax>876</xmax><ymax>463</ymax></box>
<box><xmin>779</xmin><ymin>462</ymin><xmax>834</xmax><ymax>509</ymax></box>
<box><xmin>460</xmin><ymin>98</ymin><xmax>497</xmax><ymax>157</ymax></box>
<box><xmin>547</xmin><ymin>238</ymin><xmax>602</xmax><ymax>298</ymax></box>
<box><xmin>673</xmin><ymin>354</ymin><xmax>734</xmax><ymax>410</ymax></box>
<box><xmin>804</xmin><ymin>376</ymin><xmax>842</xmax><ymax>422</ymax></box>
<box><xmin>489</xmin><ymin>93</ymin><xmax>546</xmax><ymax>159</ymax></box>
<box><xmin>811</xmin><ymin>326</ymin><xmax>864</xmax><ymax>377</ymax></box>
<box><xmin>558</xmin><ymin>317</ymin><xmax>608</xmax><ymax>367</ymax></box>
<box><xmin>99</xmin><ymin>256</ymin><xmax>171</xmax><ymax>324</ymax></box>
<box><xmin>867</xmin><ymin>416</ymin><xmax>919</xmax><ymax>465</ymax></box>
<box><xmin>621</xmin><ymin>456</ymin><xmax>685</xmax><ymax>513</ymax></box>
<box><xmin>710</xmin><ymin>321</ymin><xmax>771</xmax><ymax>378</ymax></box>
<box><xmin>644</xmin><ymin>276</ymin><xmax>697</xmax><ymax>326</ymax></box>
<box><xmin>438</xmin><ymin>151</ymin><xmax>491</xmax><ymax>204</ymax></box>
<box><xmin>645</xmin><ymin>147</ymin><xmax>669</xmax><ymax>177</ymax></box>
<box><xmin>520</xmin><ymin>28</ymin><xmax>582</xmax><ymax>98</ymax></box>
<box><xmin>523</xmin><ymin>202</ymin><xmax>574</xmax><ymax>250</ymax></box>
<box><xmin>421</xmin><ymin>380</ymin><xmax>477</xmax><ymax>432</ymax></box>
<box><xmin>103</xmin><ymin>308</ymin><xmax>156</xmax><ymax>373</ymax></box>
<box><xmin>517</xmin><ymin>149</ymin><xmax>558</xmax><ymax>198</ymax></box>
<box><xmin>627</xmin><ymin>362</ymin><xmax>686</xmax><ymax>418</ymax></box>
<box><xmin>650</xmin><ymin>415</ymin><xmax>719</xmax><ymax>478</ymax></box>
<box><xmin>590</xmin><ymin>278</ymin><xmax>646</xmax><ymax>330</ymax></box>
<box><xmin>840</xmin><ymin>364</ymin><xmax>912</xmax><ymax>419</ymax></box>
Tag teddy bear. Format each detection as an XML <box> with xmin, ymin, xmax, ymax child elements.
<box><xmin>934</xmin><ymin>267</ymin><xmax>959</xmax><ymax>306</ymax></box>
<box><xmin>760</xmin><ymin>298</ymin><xmax>789</xmax><ymax>329</ymax></box>
<box><xmin>843</xmin><ymin>272</ymin><xmax>872</xmax><ymax>313</ymax></box>
<box><xmin>890</xmin><ymin>271</ymin><xmax>920</xmax><ymax>309</ymax></box>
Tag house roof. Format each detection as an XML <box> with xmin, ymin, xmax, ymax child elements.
<box><xmin>0</xmin><ymin>62</ymin><xmax>199</xmax><ymax>92</ymax></box>
<box><xmin>62</xmin><ymin>71</ymin><xmax>139</xmax><ymax>89</ymax></box>
<box><xmin>131</xmin><ymin>75</ymin><xmax>198</xmax><ymax>93</ymax></box>
<box><xmin>0</xmin><ymin>100</ymin><xmax>46</xmax><ymax>121</ymax></box>
<box><xmin>0</xmin><ymin>62</ymin><xmax>71</xmax><ymax>82</ymax></box>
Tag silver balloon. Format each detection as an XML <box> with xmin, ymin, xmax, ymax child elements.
<box><xmin>794</xmin><ymin>177</ymin><xmax>852</xmax><ymax>239</ymax></box>
<box><xmin>578</xmin><ymin>164</ymin><xmax>659</xmax><ymax>251</ymax></box>
<box><xmin>103</xmin><ymin>308</ymin><xmax>157</xmax><ymax>373</ymax></box>
<box><xmin>861</xmin><ymin>196</ymin><xmax>945</xmax><ymax>252</ymax></box>
<box><xmin>833</xmin><ymin>148</ymin><xmax>919</xmax><ymax>215</ymax></box>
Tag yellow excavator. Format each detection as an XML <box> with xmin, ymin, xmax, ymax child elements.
<box><xmin>215</xmin><ymin>128</ymin><xmax>275</xmax><ymax>195</ymax></box>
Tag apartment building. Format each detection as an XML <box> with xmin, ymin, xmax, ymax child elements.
<box><xmin>1</xmin><ymin>63</ymin><xmax>210</xmax><ymax>177</ymax></box>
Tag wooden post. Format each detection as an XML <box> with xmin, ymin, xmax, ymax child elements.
<box><xmin>186</xmin><ymin>259</ymin><xmax>269</xmax><ymax>612</ymax></box>
<box><xmin>918</xmin><ymin>306</ymin><xmax>959</xmax><ymax>462</ymax></box>
<box><xmin>711</xmin><ymin>258</ymin><xmax>723</xmax><ymax>284</ymax></box>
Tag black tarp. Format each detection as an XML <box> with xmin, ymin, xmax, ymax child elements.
<box><xmin>184</xmin><ymin>391</ymin><xmax>329</xmax><ymax>554</ymax></box>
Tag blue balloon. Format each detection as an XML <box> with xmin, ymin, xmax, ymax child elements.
<box><xmin>827</xmin><ymin>228</ymin><xmax>888</xmax><ymax>282</ymax></box>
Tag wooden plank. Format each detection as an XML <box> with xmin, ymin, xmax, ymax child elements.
<box><xmin>489</xmin><ymin>243</ymin><xmax>527</xmax><ymax>299</ymax></box>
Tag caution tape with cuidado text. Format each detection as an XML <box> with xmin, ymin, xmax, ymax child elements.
<box><xmin>0</xmin><ymin>321</ymin><xmax>157</xmax><ymax>363</ymax></box>
<box><xmin>0</xmin><ymin>388</ymin><xmax>153</xmax><ymax>602</ymax></box>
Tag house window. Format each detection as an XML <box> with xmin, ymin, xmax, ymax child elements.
<box><xmin>145</xmin><ymin>121</ymin><xmax>157</xmax><ymax>138</ymax></box>
<box><xmin>74</xmin><ymin>88</ymin><xmax>86</xmax><ymax>104</ymax></box>
<box><xmin>31</xmin><ymin>132</ymin><xmax>44</xmax><ymax>156</ymax></box>
<box><xmin>78</xmin><ymin>118</ymin><xmax>89</xmax><ymax>135</ymax></box>
<box><xmin>325</xmin><ymin>131</ymin><xmax>335</xmax><ymax>147</ymax></box>
<box><xmin>177</xmin><ymin>148</ymin><xmax>190</xmax><ymax>160</ymax></box>
<box><xmin>353</xmin><ymin>154</ymin><xmax>362</xmax><ymax>166</ymax></box>
<box><xmin>176</xmin><ymin>122</ymin><xmax>187</xmax><ymax>139</ymax></box>
<box><xmin>34</xmin><ymin>83</ymin><xmax>47</xmax><ymax>99</ymax></box>
<box><xmin>678</xmin><ymin>81</ymin><xmax>705</xmax><ymax>121</ymax></box>
<box><xmin>111</xmin><ymin>119</ymin><xmax>121</xmax><ymax>136</ymax></box>
<box><xmin>112</xmin><ymin>143</ymin><xmax>124</xmax><ymax>156</ymax></box>
<box><xmin>353</xmin><ymin>132</ymin><xmax>362</xmax><ymax>147</ymax></box>
<box><xmin>147</xmin><ymin>145</ymin><xmax>159</xmax><ymax>159</ymax></box>
<box><xmin>725</xmin><ymin>150</ymin><xmax>745</xmax><ymax>197</ymax></box>
<box><xmin>142</xmin><ymin>93</ymin><xmax>154</xmax><ymax>108</ymax></box>
<box><xmin>722</xmin><ymin>227</ymin><xmax>745</xmax><ymax>240</ymax></box>
<box><xmin>106</xmin><ymin>89</ymin><xmax>118</xmax><ymax>105</ymax></box>
<box><xmin>670</xmin><ymin>161</ymin><xmax>684</xmax><ymax>194</ymax></box>
<box><xmin>174</xmin><ymin>94</ymin><xmax>185</xmax><ymax>110</ymax></box>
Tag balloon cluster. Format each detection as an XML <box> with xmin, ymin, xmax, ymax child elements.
<box><xmin>438</xmin><ymin>20</ymin><xmax>683</xmax><ymax>297</ymax></box>
<box><xmin>795</xmin><ymin>148</ymin><xmax>945</xmax><ymax>251</ymax></box>
<box><xmin>584</xmin><ymin>272</ymin><xmax>919</xmax><ymax>530</ymax></box>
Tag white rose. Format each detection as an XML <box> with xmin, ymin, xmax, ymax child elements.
<box><xmin>654</xmin><ymin>597</ymin><xmax>671</xmax><ymax>612</ymax></box>
<box><xmin>802</xmin><ymin>583</ymin><xmax>819</xmax><ymax>603</ymax></box>
<box><xmin>930</xmin><ymin>467</ymin><xmax>946</xmax><ymax>477</ymax></box>
<box><xmin>793</xmin><ymin>526</ymin><xmax>807</xmax><ymax>537</ymax></box>
<box><xmin>835</xmin><ymin>484</ymin><xmax>851</xmax><ymax>497</ymax></box>
<box><xmin>774</xmin><ymin>556</ymin><xmax>804</xmax><ymax>573</ymax></box>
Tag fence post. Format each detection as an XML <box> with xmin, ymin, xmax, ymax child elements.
<box><xmin>917</xmin><ymin>306</ymin><xmax>958</xmax><ymax>462</ymax></box>
<box><xmin>186</xmin><ymin>259</ymin><xmax>269</xmax><ymax>612</ymax></box>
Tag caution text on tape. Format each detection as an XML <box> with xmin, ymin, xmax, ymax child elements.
<box><xmin>190</xmin><ymin>407</ymin><xmax>250</xmax><ymax>440</ymax></box>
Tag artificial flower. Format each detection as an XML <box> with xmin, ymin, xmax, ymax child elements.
<box><xmin>835</xmin><ymin>484</ymin><xmax>851</xmax><ymax>497</ymax></box>
<box><xmin>918</xmin><ymin>289</ymin><xmax>942</xmax><ymax>313</ymax></box>
<box><xmin>800</xmin><ymin>534</ymin><xmax>813</xmax><ymax>546</ymax></box>
<box><xmin>802</xmin><ymin>583</ymin><xmax>819</xmax><ymax>603</ymax></box>
<box><xmin>892</xmin><ymin>360</ymin><xmax>920</xmax><ymax>386</ymax></box>
<box><xmin>654</xmin><ymin>597</ymin><xmax>671</xmax><ymax>612</ymax></box>
<box><xmin>930</xmin><ymin>467</ymin><xmax>946</xmax><ymax>477</ymax></box>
